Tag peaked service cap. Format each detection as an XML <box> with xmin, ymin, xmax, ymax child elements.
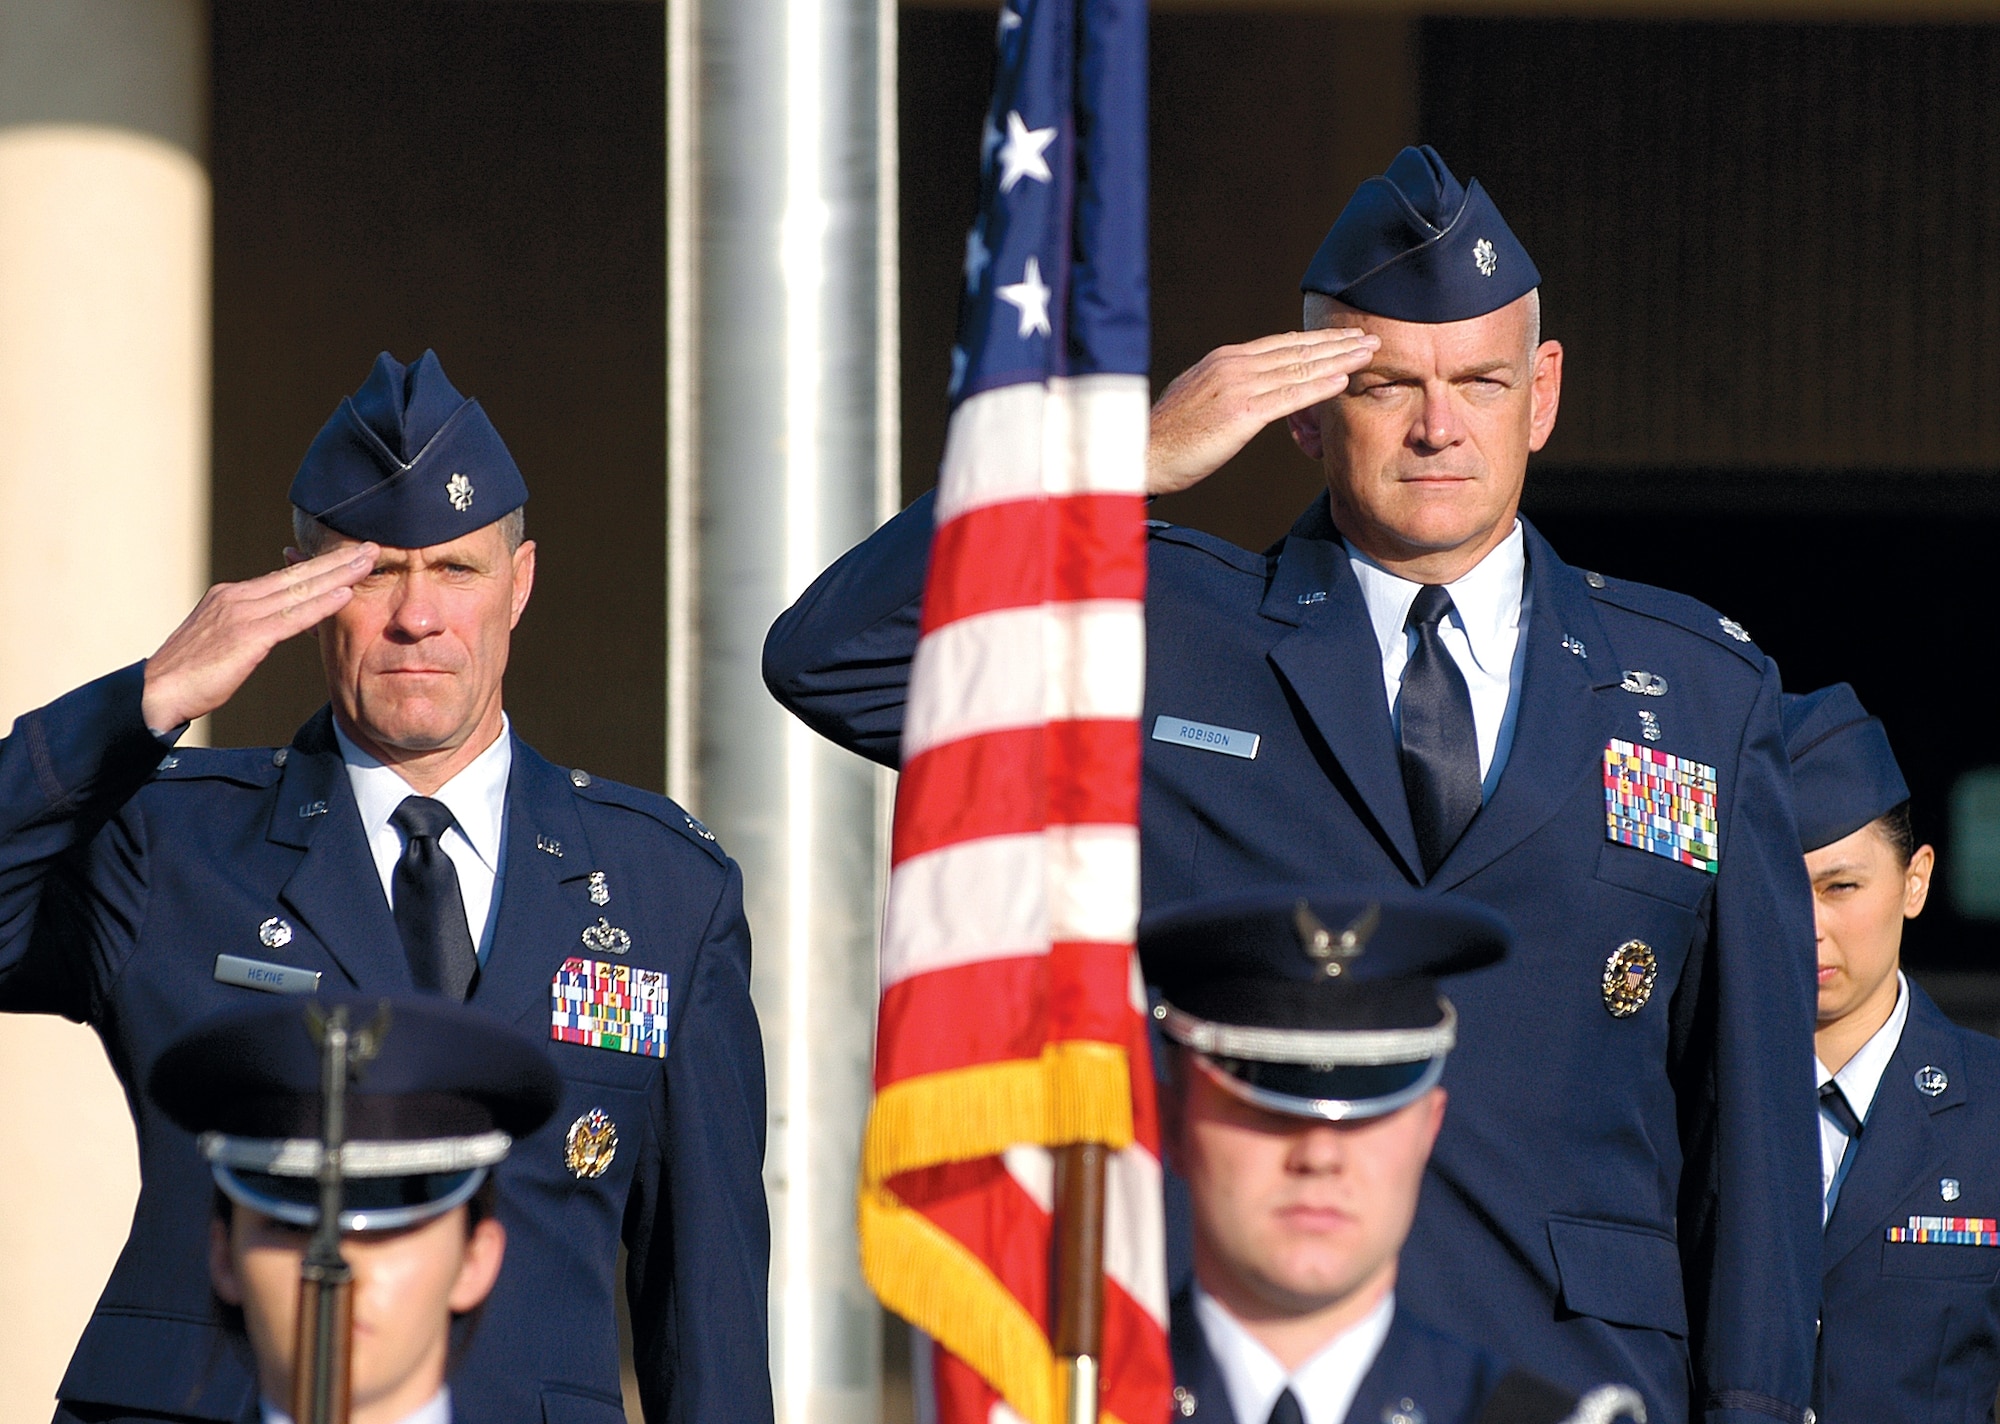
<box><xmin>151</xmin><ymin>993</ymin><xmax>561</xmax><ymax>1231</ymax></box>
<box><xmin>1782</xmin><ymin>684</ymin><xmax>1910</xmax><ymax>854</ymax></box>
<box><xmin>289</xmin><ymin>350</ymin><xmax>528</xmax><ymax>548</ymax></box>
<box><xmin>1301</xmin><ymin>144</ymin><xmax>1540</xmax><ymax>323</ymax></box>
<box><xmin>1142</xmin><ymin>888</ymin><xmax>1510</xmax><ymax>1121</ymax></box>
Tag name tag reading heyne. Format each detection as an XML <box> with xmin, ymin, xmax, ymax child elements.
<box><xmin>214</xmin><ymin>954</ymin><xmax>321</xmax><ymax>996</ymax></box>
<box><xmin>1152</xmin><ymin>715</ymin><xmax>1260</xmax><ymax>760</ymax></box>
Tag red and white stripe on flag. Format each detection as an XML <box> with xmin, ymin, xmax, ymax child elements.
<box><xmin>858</xmin><ymin>371</ymin><xmax>1171</xmax><ymax>1424</ymax></box>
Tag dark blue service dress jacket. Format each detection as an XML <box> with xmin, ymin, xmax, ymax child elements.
<box><xmin>1816</xmin><ymin>981</ymin><xmax>2000</xmax><ymax>1423</ymax></box>
<box><xmin>763</xmin><ymin>492</ymin><xmax>1822</xmax><ymax>1424</ymax></box>
<box><xmin>0</xmin><ymin>665</ymin><xmax>772</xmax><ymax>1424</ymax></box>
<box><xmin>1169</xmin><ymin>1290</ymin><xmax>1581</xmax><ymax>1424</ymax></box>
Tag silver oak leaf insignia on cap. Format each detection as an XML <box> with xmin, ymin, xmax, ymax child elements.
<box><xmin>1473</xmin><ymin>238</ymin><xmax>1497</xmax><ymax>277</ymax></box>
<box><xmin>446</xmin><ymin>472</ymin><xmax>474</xmax><ymax>512</ymax></box>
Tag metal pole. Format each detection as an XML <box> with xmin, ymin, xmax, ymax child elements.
<box><xmin>667</xmin><ymin>0</ymin><xmax>897</xmax><ymax>1417</ymax></box>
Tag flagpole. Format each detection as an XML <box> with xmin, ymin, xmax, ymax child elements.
<box><xmin>1053</xmin><ymin>1140</ymin><xmax>1108</xmax><ymax>1424</ymax></box>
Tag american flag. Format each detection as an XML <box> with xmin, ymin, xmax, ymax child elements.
<box><xmin>855</xmin><ymin>0</ymin><xmax>1170</xmax><ymax>1421</ymax></box>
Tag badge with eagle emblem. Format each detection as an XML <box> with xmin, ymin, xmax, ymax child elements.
<box><xmin>566</xmin><ymin>1108</ymin><xmax>618</xmax><ymax>1178</ymax></box>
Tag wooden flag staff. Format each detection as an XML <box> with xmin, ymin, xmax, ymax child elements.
<box><xmin>1053</xmin><ymin>1140</ymin><xmax>1109</xmax><ymax>1424</ymax></box>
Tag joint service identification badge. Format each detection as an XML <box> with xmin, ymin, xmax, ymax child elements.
<box><xmin>1603</xmin><ymin>739</ymin><xmax>1720</xmax><ymax>872</ymax></box>
<box><xmin>551</xmin><ymin>957</ymin><xmax>668</xmax><ymax>1058</ymax></box>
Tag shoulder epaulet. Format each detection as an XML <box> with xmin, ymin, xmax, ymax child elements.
<box><xmin>149</xmin><ymin>745</ymin><xmax>285</xmax><ymax>790</ymax></box>
<box><xmin>567</xmin><ymin>770</ymin><xmax>729</xmax><ymax>864</ymax></box>
<box><xmin>1145</xmin><ymin>521</ymin><xmax>1269</xmax><ymax>577</ymax></box>
<box><xmin>1580</xmin><ymin>571</ymin><xmax>1765</xmax><ymax>668</ymax></box>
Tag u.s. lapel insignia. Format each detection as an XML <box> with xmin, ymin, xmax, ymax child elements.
<box><xmin>581</xmin><ymin>917</ymin><xmax>631</xmax><ymax>954</ymax></box>
<box><xmin>1171</xmin><ymin>1386</ymin><xmax>1197</xmax><ymax>1418</ymax></box>
<box><xmin>1917</xmin><ymin>1064</ymin><xmax>1949</xmax><ymax>1097</ymax></box>
<box><xmin>1638</xmin><ymin>709</ymin><xmax>1662</xmax><ymax>743</ymax></box>
<box><xmin>1602</xmin><ymin>939</ymin><xmax>1657</xmax><ymax>1017</ymax></box>
<box><xmin>536</xmin><ymin>835</ymin><xmax>564</xmax><ymax>858</ymax></box>
<box><xmin>1383</xmin><ymin>1398</ymin><xmax>1427</xmax><ymax>1424</ymax></box>
<box><xmin>1603</xmin><ymin>739</ymin><xmax>1720</xmax><ymax>872</ymax></box>
<box><xmin>565</xmin><ymin>1108</ymin><xmax>618</xmax><ymax>1178</ymax></box>
<box><xmin>588</xmin><ymin>871</ymin><xmax>610</xmax><ymax>906</ymax></box>
<box><xmin>551</xmin><ymin>957</ymin><xmax>668</xmax><ymax>1057</ymax></box>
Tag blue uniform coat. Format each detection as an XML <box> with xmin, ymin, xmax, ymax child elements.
<box><xmin>1169</xmin><ymin>1290</ymin><xmax>1577</xmax><ymax>1424</ymax></box>
<box><xmin>1816</xmin><ymin>980</ymin><xmax>2000</xmax><ymax>1423</ymax></box>
<box><xmin>763</xmin><ymin>492</ymin><xmax>1822</xmax><ymax>1424</ymax></box>
<box><xmin>0</xmin><ymin>665</ymin><xmax>772</xmax><ymax>1424</ymax></box>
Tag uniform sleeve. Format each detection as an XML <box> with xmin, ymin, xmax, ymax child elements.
<box><xmin>624</xmin><ymin>856</ymin><xmax>773</xmax><ymax>1424</ymax></box>
<box><xmin>760</xmin><ymin>490</ymin><xmax>934</xmax><ymax>769</ymax></box>
<box><xmin>0</xmin><ymin>662</ymin><xmax>165</xmax><ymax>1017</ymax></box>
<box><xmin>1681</xmin><ymin>658</ymin><xmax>1820</xmax><ymax>1424</ymax></box>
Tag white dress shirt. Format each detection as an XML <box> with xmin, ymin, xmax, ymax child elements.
<box><xmin>335</xmin><ymin>717</ymin><xmax>513</xmax><ymax>963</ymax></box>
<box><xmin>1816</xmin><ymin>971</ymin><xmax>1910</xmax><ymax>1221</ymax></box>
<box><xmin>1194</xmin><ymin>1285</ymin><xmax>1396</xmax><ymax>1424</ymax></box>
<box><xmin>264</xmin><ymin>1385</ymin><xmax>450</xmax><ymax>1424</ymax></box>
<box><xmin>1345</xmin><ymin>520</ymin><xmax>1529</xmax><ymax>796</ymax></box>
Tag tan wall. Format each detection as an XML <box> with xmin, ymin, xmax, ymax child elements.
<box><xmin>0</xmin><ymin>3</ymin><xmax>209</xmax><ymax>1417</ymax></box>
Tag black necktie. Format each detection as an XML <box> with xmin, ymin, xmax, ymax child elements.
<box><xmin>1398</xmin><ymin>585</ymin><xmax>1483</xmax><ymax>878</ymax></box>
<box><xmin>1265</xmin><ymin>1389</ymin><xmax>1305</xmax><ymax>1424</ymax></box>
<box><xmin>1820</xmin><ymin>1080</ymin><xmax>1865</xmax><ymax>1140</ymax></box>
<box><xmin>390</xmin><ymin>795</ymin><xmax>480</xmax><ymax>1000</ymax></box>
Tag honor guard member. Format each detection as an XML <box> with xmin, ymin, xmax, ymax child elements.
<box><xmin>1144</xmin><ymin>889</ymin><xmax>1643</xmax><ymax>1424</ymax></box>
<box><xmin>763</xmin><ymin>145</ymin><xmax>1820</xmax><ymax>1424</ymax></box>
<box><xmin>0</xmin><ymin>351</ymin><xmax>771</xmax><ymax>1424</ymax></box>
<box><xmin>1784</xmin><ymin>685</ymin><xmax>2000</xmax><ymax>1423</ymax></box>
<box><xmin>148</xmin><ymin>994</ymin><xmax>564</xmax><ymax>1424</ymax></box>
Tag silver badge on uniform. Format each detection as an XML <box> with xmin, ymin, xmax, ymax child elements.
<box><xmin>581</xmin><ymin>918</ymin><xmax>632</xmax><ymax>955</ymax></box>
<box><xmin>258</xmin><ymin>917</ymin><xmax>294</xmax><ymax>949</ymax></box>
<box><xmin>1943</xmin><ymin>1178</ymin><xmax>1962</xmax><ymax>1202</ymax></box>
<box><xmin>1638</xmin><ymin>710</ymin><xmax>1662</xmax><ymax>743</ymax></box>
<box><xmin>1620</xmin><ymin>671</ymin><xmax>1668</xmax><ymax>697</ymax></box>
<box><xmin>1917</xmin><ymin>1065</ymin><xmax>1949</xmax><ymax>1097</ymax></box>
<box><xmin>588</xmin><ymin>871</ymin><xmax>610</xmax><ymax>906</ymax></box>
<box><xmin>1602</xmin><ymin>940</ymin><xmax>1658</xmax><ymax>1017</ymax></box>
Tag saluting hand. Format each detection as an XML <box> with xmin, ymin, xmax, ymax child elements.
<box><xmin>1146</xmin><ymin>327</ymin><xmax>1379</xmax><ymax>495</ymax></box>
<box><xmin>140</xmin><ymin>544</ymin><xmax>379</xmax><ymax>734</ymax></box>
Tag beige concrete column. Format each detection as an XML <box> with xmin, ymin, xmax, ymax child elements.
<box><xmin>0</xmin><ymin>3</ymin><xmax>209</xmax><ymax>1418</ymax></box>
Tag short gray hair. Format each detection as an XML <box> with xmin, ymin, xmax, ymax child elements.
<box><xmin>1303</xmin><ymin>288</ymin><xmax>1542</xmax><ymax>359</ymax></box>
<box><xmin>290</xmin><ymin>505</ymin><xmax>527</xmax><ymax>557</ymax></box>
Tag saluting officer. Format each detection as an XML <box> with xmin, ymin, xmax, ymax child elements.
<box><xmin>0</xmin><ymin>351</ymin><xmax>771</xmax><ymax>1424</ymax></box>
<box><xmin>1783</xmin><ymin>685</ymin><xmax>2000</xmax><ymax>1422</ymax></box>
<box><xmin>763</xmin><ymin>145</ymin><xmax>1820</xmax><ymax>1424</ymax></box>
<box><xmin>149</xmin><ymin>994</ymin><xmax>563</xmax><ymax>1424</ymax></box>
<box><xmin>1143</xmin><ymin>889</ymin><xmax>1642</xmax><ymax>1424</ymax></box>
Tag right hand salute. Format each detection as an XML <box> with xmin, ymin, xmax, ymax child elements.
<box><xmin>139</xmin><ymin>543</ymin><xmax>378</xmax><ymax>734</ymax></box>
<box><xmin>1144</xmin><ymin>326</ymin><xmax>1379</xmax><ymax>496</ymax></box>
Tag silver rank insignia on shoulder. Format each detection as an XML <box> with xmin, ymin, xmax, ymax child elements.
<box><xmin>1602</xmin><ymin>939</ymin><xmax>1657</xmax><ymax>1017</ymax></box>
<box><xmin>272</xmin><ymin>746</ymin><xmax>289</xmax><ymax>767</ymax></box>
<box><xmin>1917</xmin><ymin>1064</ymin><xmax>1949</xmax><ymax>1097</ymax></box>
<box><xmin>157</xmin><ymin>754</ymin><xmax>180</xmax><ymax>771</ymax></box>
<box><xmin>1620</xmin><ymin>670</ymin><xmax>1668</xmax><ymax>696</ymax></box>
<box><xmin>1638</xmin><ymin>710</ymin><xmax>1662</xmax><ymax>743</ymax></box>
<box><xmin>581</xmin><ymin>918</ymin><xmax>632</xmax><ymax>954</ymax></box>
<box><xmin>570</xmin><ymin>768</ymin><xmax>592</xmax><ymax>788</ymax></box>
<box><xmin>683</xmin><ymin>813</ymin><xmax>717</xmax><ymax>842</ymax></box>
<box><xmin>1583</xmin><ymin>570</ymin><xmax>1607</xmax><ymax>589</ymax></box>
<box><xmin>565</xmin><ymin>1108</ymin><xmax>617</xmax><ymax>1179</ymax></box>
<box><xmin>1718</xmin><ymin>616</ymin><xmax>1752</xmax><ymax>643</ymax></box>
<box><xmin>446</xmin><ymin>471</ymin><xmax>474</xmax><ymax>512</ymax></box>
<box><xmin>1943</xmin><ymin>1178</ymin><xmax>1962</xmax><ymax>1202</ymax></box>
<box><xmin>588</xmin><ymin>871</ymin><xmax>610</xmax><ymax>906</ymax></box>
<box><xmin>536</xmin><ymin>835</ymin><xmax>563</xmax><ymax>858</ymax></box>
<box><xmin>258</xmin><ymin>917</ymin><xmax>293</xmax><ymax>949</ymax></box>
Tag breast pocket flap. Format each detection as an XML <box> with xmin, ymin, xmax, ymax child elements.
<box><xmin>1548</xmin><ymin>1216</ymin><xmax>1689</xmax><ymax>1337</ymax></box>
